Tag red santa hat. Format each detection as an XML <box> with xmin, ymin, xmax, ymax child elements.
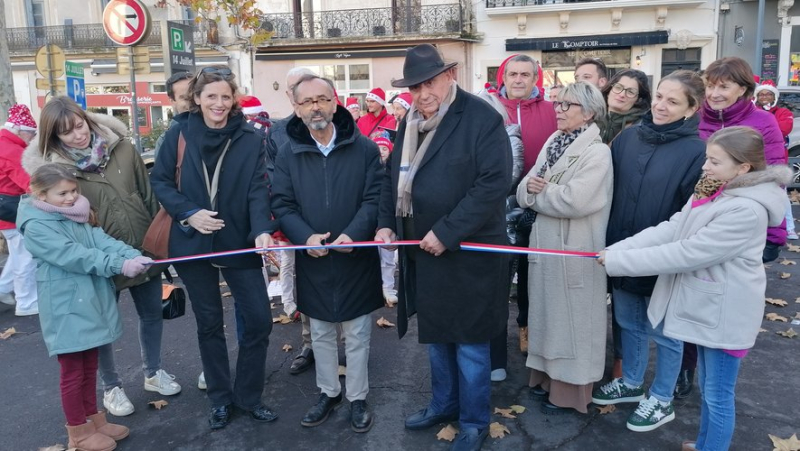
<box><xmin>366</xmin><ymin>87</ymin><xmax>386</xmax><ymax>106</ymax></box>
<box><xmin>392</xmin><ymin>92</ymin><xmax>412</xmax><ymax>111</ymax></box>
<box><xmin>345</xmin><ymin>97</ymin><xmax>360</xmax><ymax>111</ymax></box>
<box><xmin>373</xmin><ymin>136</ymin><xmax>393</xmax><ymax>152</ymax></box>
<box><xmin>239</xmin><ymin>95</ymin><xmax>264</xmax><ymax>115</ymax></box>
<box><xmin>4</xmin><ymin>104</ymin><xmax>37</xmax><ymax>131</ymax></box>
<box><xmin>754</xmin><ymin>79</ymin><xmax>780</xmax><ymax>108</ymax></box>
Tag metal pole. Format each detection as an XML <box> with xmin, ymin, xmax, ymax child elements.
<box><xmin>755</xmin><ymin>0</ymin><xmax>766</xmax><ymax>78</ymax></box>
<box><xmin>128</xmin><ymin>46</ymin><xmax>141</xmax><ymax>153</ymax></box>
<box><xmin>47</xmin><ymin>44</ymin><xmax>56</xmax><ymax>98</ymax></box>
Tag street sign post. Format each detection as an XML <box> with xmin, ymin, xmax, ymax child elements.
<box><xmin>162</xmin><ymin>20</ymin><xmax>195</xmax><ymax>78</ymax></box>
<box><xmin>34</xmin><ymin>44</ymin><xmax>66</xmax><ymax>97</ymax></box>
<box><xmin>102</xmin><ymin>0</ymin><xmax>152</xmax><ymax>153</ymax></box>
<box><xmin>66</xmin><ymin>61</ymin><xmax>86</xmax><ymax>110</ymax></box>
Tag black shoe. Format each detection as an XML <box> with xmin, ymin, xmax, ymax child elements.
<box><xmin>350</xmin><ymin>400</ymin><xmax>373</xmax><ymax>433</ymax></box>
<box><xmin>290</xmin><ymin>348</ymin><xmax>315</xmax><ymax>375</ymax></box>
<box><xmin>674</xmin><ymin>369</ymin><xmax>695</xmax><ymax>399</ymax></box>
<box><xmin>404</xmin><ymin>407</ymin><xmax>459</xmax><ymax>431</ymax></box>
<box><xmin>209</xmin><ymin>404</ymin><xmax>231</xmax><ymax>430</ymax></box>
<box><xmin>529</xmin><ymin>385</ymin><xmax>548</xmax><ymax>401</ymax></box>
<box><xmin>540</xmin><ymin>398</ymin><xmax>574</xmax><ymax>415</ymax></box>
<box><xmin>451</xmin><ymin>427</ymin><xmax>488</xmax><ymax>451</ymax></box>
<box><xmin>301</xmin><ymin>393</ymin><xmax>342</xmax><ymax>427</ymax></box>
<box><xmin>245</xmin><ymin>404</ymin><xmax>279</xmax><ymax>423</ymax></box>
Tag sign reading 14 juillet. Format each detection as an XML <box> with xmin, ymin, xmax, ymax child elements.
<box><xmin>162</xmin><ymin>20</ymin><xmax>195</xmax><ymax>77</ymax></box>
<box><xmin>65</xmin><ymin>61</ymin><xmax>87</xmax><ymax>110</ymax></box>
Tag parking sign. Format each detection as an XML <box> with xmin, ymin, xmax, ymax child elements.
<box><xmin>66</xmin><ymin>61</ymin><xmax>86</xmax><ymax>109</ymax></box>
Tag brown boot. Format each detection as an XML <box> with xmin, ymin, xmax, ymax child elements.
<box><xmin>66</xmin><ymin>421</ymin><xmax>117</xmax><ymax>451</ymax></box>
<box><xmin>88</xmin><ymin>411</ymin><xmax>129</xmax><ymax>441</ymax></box>
<box><xmin>519</xmin><ymin>327</ymin><xmax>528</xmax><ymax>354</ymax></box>
<box><xmin>612</xmin><ymin>358</ymin><xmax>623</xmax><ymax>379</ymax></box>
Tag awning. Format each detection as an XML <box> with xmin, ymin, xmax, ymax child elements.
<box><xmin>506</xmin><ymin>30</ymin><xmax>669</xmax><ymax>52</ymax></box>
<box><xmin>90</xmin><ymin>56</ymin><xmax>229</xmax><ymax>75</ymax></box>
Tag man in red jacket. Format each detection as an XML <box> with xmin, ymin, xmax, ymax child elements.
<box><xmin>357</xmin><ymin>87</ymin><xmax>396</xmax><ymax>139</ymax></box>
<box><xmin>0</xmin><ymin>104</ymin><xmax>38</xmax><ymax>316</ymax></box>
<box><xmin>495</xmin><ymin>54</ymin><xmax>558</xmax><ymax>357</ymax></box>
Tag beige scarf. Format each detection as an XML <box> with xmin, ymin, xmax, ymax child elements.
<box><xmin>396</xmin><ymin>82</ymin><xmax>458</xmax><ymax>216</ymax></box>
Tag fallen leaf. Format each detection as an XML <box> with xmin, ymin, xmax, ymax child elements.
<box><xmin>436</xmin><ymin>424</ymin><xmax>459</xmax><ymax>442</ymax></box>
<box><xmin>796</xmin><ymin>297</ymin><xmax>800</xmax><ymax>304</ymax></box>
<box><xmin>219</xmin><ymin>281</ymin><xmax>228</xmax><ymax>287</ymax></box>
<box><xmin>281</xmin><ymin>344</ymin><xmax>293</xmax><ymax>352</ymax></box>
<box><xmin>766</xmin><ymin>298</ymin><xmax>789</xmax><ymax>307</ymax></box>
<box><xmin>764</xmin><ymin>264</ymin><xmax>773</xmax><ymax>269</ymax></box>
<box><xmin>781</xmin><ymin>259</ymin><xmax>797</xmax><ymax>266</ymax></box>
<box><xmin>790</xmin><ymin>190</ymin><xmax>800</xmax><ymax>203</ymax></box>
<box><xmin>0</xmin><ymin>327</ymin><xmax>17</xmax><ymax>340</ymax></box>
<box><xmin>766</xmin><ymin>313</ymin><xmax>789</xmax><ymax>322</ymax></box>
<box><xmin>489</xmin><ymin>422</ymin><xmax>510</xmax><ymax>439</ymax></box>
<box><xmin>148</xmin><ymin>400</ymin><xmax>169</xmax><ymax>410</ymax></box>
<box><xmin>277</xmin><ymin>314</ymin><xmax>293</xmax><ymax>324</ymax></box>
<box><xmin>795</xmin><ymin>312</ymin><xmax>800</xmax><ymax>320</ymax></box>
<box><xmin>494</xmin><ymin>407</ymin><xmax>516</xmax><ymax>419</ymax></box>
<box><xmin>337</xmin><ymin>365</ymin><xmax>346</xmax><ymax>376</ymax></box>
<box><xmin>780</xmin><ymin>272</ymin><xmax>792</xmax><ymax>279</ymax></box>
<box><xmin>777</xmin><ymin>328</ymin><xmax>798</xmax><ymax>339</ymax></box>
<box><xmin>596</xmin><ymin>404</ymin><xmax>616</xmax><ymax>415</ymax></box>
<box><xmin>376</xmin><ymin>316</ymin><xmax>395</xmax><ymax>328</ymax></box>
<box><xmin>759</xmin><ymin>328</ymin><xmax>768</xmax><ymax>333</ymax></box>
<box><xmin>769</xmin><ymin>433</ymin><xmax>800</xmax><ymax>451</ymax></box>
<box><xmin>222</xmin><ymin>292</ymin><xmax>232</xmax><ymax>298</ymax></box>
<box><xmin>787</xmin><ymin>243</ymin><xmax>800</xmax><ymax>253</ymax></box>
<box><xmin>509</xmin><ymin>405</ymin><xmax>526</xmax><ymax>414</ymax></box>
<box><xmin>38</xmin><ymin>445</ymin><xmax>67</xmax><ymax>451</ymax></box>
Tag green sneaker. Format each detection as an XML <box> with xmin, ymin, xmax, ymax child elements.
<box><xmin>626</xmin><ymin>396</ymin><xmax>675</xmax><ymax>432</ymax></box>
<box><xmin>591</xmin><ymin>378</ymin><xmax>645</xmax><ymax>405</ymax></box>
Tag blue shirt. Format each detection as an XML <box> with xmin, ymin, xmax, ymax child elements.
<box><xmin>312</xmin><ymin>126</ymin><xmax>337</xmax><ymax>157</ymax></box>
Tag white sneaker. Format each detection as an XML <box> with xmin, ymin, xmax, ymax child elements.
<box><xmin>144</xmin><ymin>369</ymin><xmax>182</xmax><ymax>396</ymax></box>
<box><xmin>198</xmin><ymin>372</ymin><xmax>207</xmax><ymax>390</ymax></box>
<box><xmin>0</xmin><ymin>292</ymin><xmax>15</xmax><ymax>306</ymax></box>
<box><xmin>383</xmin><ymin>289</ymin><xmax>398</xmax><ymax>305</ymax></box>
<box><xmin>491</xmin><ymin>368</ymin><xmax>507</xmax><ymax>382</ymax></box>
<box><xmin>788</xmin><ymin>232</ymin><xmax>799</xmax><ymax>240</ymax></box>
<box><xmin>283</xmin><ymin>300</ymin><xmax>297</xmax><ymax>317</ymax></box>
<box><xmin>103</xmin><ymin>387</ymin><xmax>134</xmax><ymax>417</ymax></box>
<box><xmin>15</xmin><ymin>303</ymin><xmax>38</xmax><ymax>317</ymax></box>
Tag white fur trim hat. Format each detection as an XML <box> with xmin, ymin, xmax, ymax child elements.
<box><xmin>366</xmin><ymin>88</ymin><xmax>386</xmax><ymax>106</ymax></box>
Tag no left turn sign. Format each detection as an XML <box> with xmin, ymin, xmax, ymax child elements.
<box><xmin>103</xmin><ymin>0</ymin><xmax>151</xmax><ymax>46</ymax></box>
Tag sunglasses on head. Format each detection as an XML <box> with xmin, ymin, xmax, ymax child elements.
<box><xmin>196</xmin><ymin>67</ymin><xmax>233</xmax><ymax>80</ymax></box>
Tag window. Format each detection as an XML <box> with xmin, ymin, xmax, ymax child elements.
<box><xmin>299</xmin><ymin>62</ymin><xmax>372</xmax><ymax>99</ymax></box>
<box><xmin>151</xmin><ymin>83</ymin><xmax>167</xmax><ymax>93</ymax></box>
<box><xmin>103</xmin><ymin>85</ymin><xmax>130</xmax><ymax>94</ymax></box>
<box><xmin>661</xmin><ymin>48</ymin><xmax>702</xmax><ymax>78</ymax></box>
<box><xmin>86</xmin><ymin>85</ymin><xmax>102</xmax><ymax>95</ymax></box>
<box><xmin>26</xmin><ymin>0</ymin><xmax>45</xmax><ymax>27</ymax></box>
<box><xmin>87</xmin><ymin>107</ymin><xmax>108</xmax><ymax>115</ymax></box>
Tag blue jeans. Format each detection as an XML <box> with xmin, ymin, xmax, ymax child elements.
<box><xmin>428</xmin><ymin>343</ymin><xmax>491</xmax><ymax>431</ymax></box>
<box><xmin>99</xmin><ymin>276</ymin><xmax>165</xmax><ymax>388</ymax></box>
<box><xmin>696</xmin><ymin>346</ymin><xmax>741</xmax><ymax>451</ymax></box>
<box><xmin>613</xmin><ymin>288</ymin><xmax>683</xmax><ymax>402</ymax></box>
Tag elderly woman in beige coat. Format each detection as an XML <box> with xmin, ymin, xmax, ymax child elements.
<box><xmin>516</xmin><ymin>81</ymin><xmax>613</xmax><ymax>414</ymax></box>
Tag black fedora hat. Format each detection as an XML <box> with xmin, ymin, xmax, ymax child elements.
<box><xmin>391</xmin><ymin>44</ymin><xmax>458</xmax><ymax>88</ymax></box>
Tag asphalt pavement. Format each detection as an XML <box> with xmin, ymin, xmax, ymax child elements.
<box><xmin>1</xmin><ymin>241</ymin><xmax>799</xmax><ymax>451</ymax></box>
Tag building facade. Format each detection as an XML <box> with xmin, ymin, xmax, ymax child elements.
<box><xmin>473</xmin><ymin>0</ymin><xmax>718</xmax><ymax>95</ymax></box>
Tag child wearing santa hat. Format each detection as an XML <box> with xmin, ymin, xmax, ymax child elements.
<box><xmin>372</xmin><ymin>134</ymin><xmax>398</xmax><ymax>305</ymax></box>
<box><xmin>346</xmin><ymin>97</ymin><xmax>361</xmax><ymax>122</ymax></box>
<box><xmin>0</xmin><ymin>104</ymin><xmax>39</xmax><ymax>315</ymax></box>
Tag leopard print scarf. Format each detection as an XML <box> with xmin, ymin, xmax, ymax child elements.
<box><xmin>693</xmin><ymin>174</ymin><xmax>726</xmax><ymax>200</ymax></box>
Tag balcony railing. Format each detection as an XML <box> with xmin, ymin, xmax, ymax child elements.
<box><xmin>487</xmin><ymin>0</ymin><xmax>610</xmax><ymax>6</ymax></box>
<box><xmin>6</xmin><ymin>20</ymin><xmax>208</xmax><ymax>53</ymax></box>
<box><xmin>259</xmin><ymin>4</ymin><xmax>463</xmax><ymax>41</ymax></box>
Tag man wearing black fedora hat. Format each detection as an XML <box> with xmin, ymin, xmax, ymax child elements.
<box><xmin>375</xmin><ymin>44</ymin><xmax>511</xmax><ymax>451</ymax></box>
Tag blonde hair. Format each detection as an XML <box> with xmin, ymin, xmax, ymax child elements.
<box><xmin>706</xmin><ymin>126</ymin><xmax>766</xmax><ymax>172</ymax></box>
<box><xmin>29</xmin><ymin>163</ymin><xmax>79</xmax><ymax>197</ymax></box>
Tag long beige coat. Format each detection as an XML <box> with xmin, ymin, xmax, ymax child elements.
<box><xmin>516</xmin><ymin>123</ymin><xmax>613</xmax><ymax>385</ymax></box>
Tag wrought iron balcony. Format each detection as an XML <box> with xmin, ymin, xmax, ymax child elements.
<box><xmin>259</xmin><ymin>4</ymin><xmax>463</xmax><ymax>42</ymax></box>
<box><xmin>487</xmin><ymin>0</ymin><xmax>614</xmax><ymax>6</ymax></box>
<box><xmin>6</xmin><ymin>20</ymin><xmax>208</xmax><ymax>53</ymax></box>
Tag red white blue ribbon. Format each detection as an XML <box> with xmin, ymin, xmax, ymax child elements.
<box><xmin>150</xmin><ymin>240</ymin><xmax>598</xmax><ymax>265</ymax></box>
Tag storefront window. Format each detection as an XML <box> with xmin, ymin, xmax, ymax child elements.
<box><xmin>86</xmin><ymin>85</ymin><xmax>102</xmax><ymax>95</ymax></box>
<box><xmin>542</xmin><ymin>48</ymin><xmax>630</xmax><ymax>88</ymax></box>
<box><xmin>349</xmin><ymin>64</ymin><xmax>370</xmax><ymax>90</ymax></box>
<box><xmin>87</xmin><ymin>107</ymin><xmax>108</xmax><ymax>115</ymax></box>
<box><xmin>790</xmin><ymin>26</ymin><xmax>800</xmax><ymax>85</ymax></box>
<box><xmin>300</xmin><ymin>62</ymin><xmax>371</xmax><ymax>99</ymax></box>
<box><xmin>151</xmin><ymin>83</ymin><xmax>167</xmax><ymax>93</ymax></box>
<box><xmin>103</xmin><ymin>85</ymin><xmax>130</xmax><ymax>94</ymax></box>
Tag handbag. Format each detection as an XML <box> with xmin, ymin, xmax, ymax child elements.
<box><xmin>161</xmin><ymin>270</ymin><xmax>186</xmax><ymax>320</ymax></box>
<box><xmin>0</xmin><ymin>194</ymin><xmax>21</xmax><ymax>223</ymax></box>
<box><xmin>142</xmin><ymin>133</ymin><xmax>185</xmax><ymax>259</ymax></box>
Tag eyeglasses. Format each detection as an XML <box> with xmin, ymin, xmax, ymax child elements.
<box><xmin>610</xmin><ymin>83</ymin><xmax>639</xmax><ymax>99</ymax></box>
<box><xmin>552</xmin><ymin>101</ymin><xmax>582</xmax><ymax>112</ymax></box>
<box><xmin>196</xmin><ymin>67</ymin><xmax>233</xmax><ymax>80</ymax></box>
<box><xmin>297</xmin><ymin>97</ymin><xmax>333</xmax><ymax>108</ymax></box>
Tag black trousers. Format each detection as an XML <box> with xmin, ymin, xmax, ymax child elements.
<box><xmin>176</xmin><ymin>260</ymin><xmax>272</xmax><ymax>409</ymax></box>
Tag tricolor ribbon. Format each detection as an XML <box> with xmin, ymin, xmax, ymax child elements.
<box><xmin>149</xmin><ymin>240</ymin><xmax>598</xmax><ymax>265</ymax></box>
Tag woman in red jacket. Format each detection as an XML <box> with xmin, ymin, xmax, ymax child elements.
<box><xmin>0</xmin><ymin>104</ymin><xmax>38</xmax><ymax>316</ymax></box>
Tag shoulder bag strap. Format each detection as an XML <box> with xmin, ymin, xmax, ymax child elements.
<box><xmin>176</xmin><ymin>132</ymin><xmax>186</xmax><ymax>192</ymax></box>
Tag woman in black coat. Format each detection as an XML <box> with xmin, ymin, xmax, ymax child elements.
<box><xmin>150</xmin><ymin>66</ymin><xmax>276</xmax><ymax>430</ymax></box>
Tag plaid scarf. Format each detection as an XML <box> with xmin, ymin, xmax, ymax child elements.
<box><xmin>396</xmin><ymin>82</ymin><xmax>458</xmax><ymax>217</ymax></box>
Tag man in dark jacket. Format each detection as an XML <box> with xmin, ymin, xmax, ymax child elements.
<box><xmin>272</xmin><ymin>74</ymin><xmax>383</xmax><ymax>434</ymax></box>
<box><xmin>375</xmin><ymin>44</ymin><xmax>511</xmax><ymax>451</ymax></box>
